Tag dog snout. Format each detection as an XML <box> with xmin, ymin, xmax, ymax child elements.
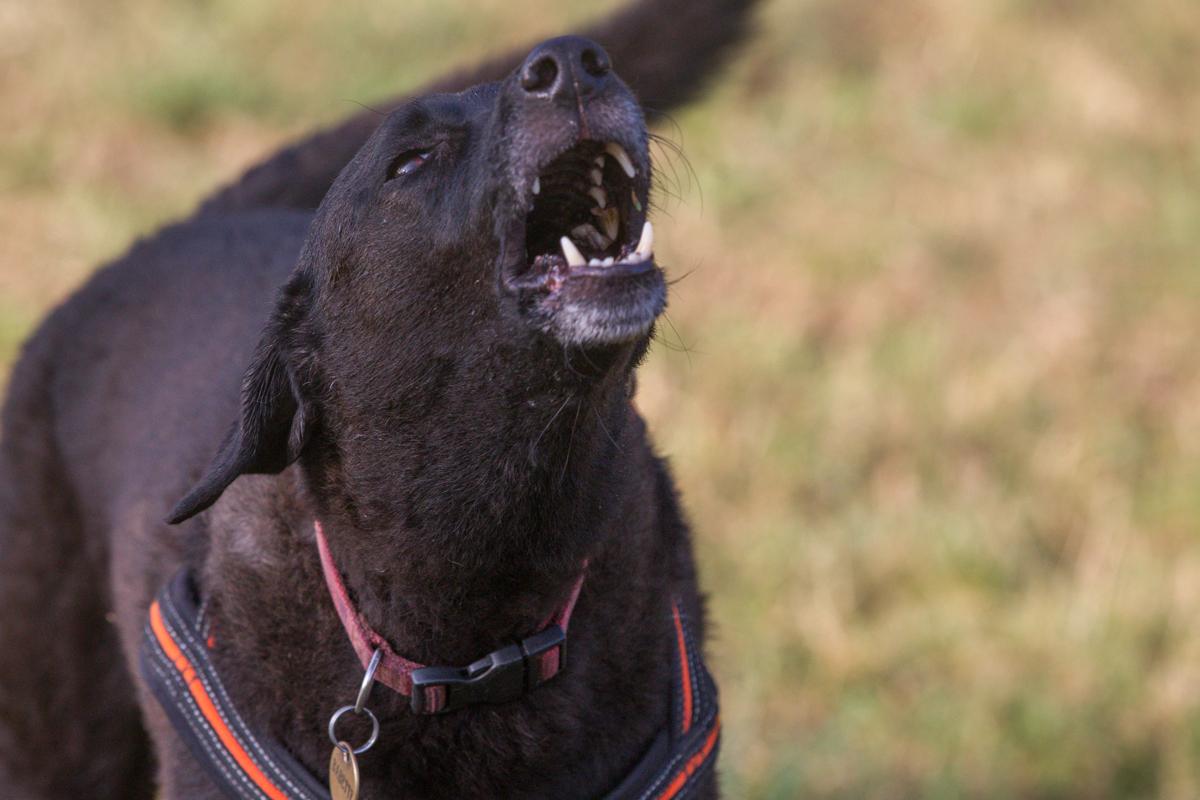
<box><xmin>519</xmin><ymin>36</ymin><xmax>612</xmax><ymax>105</ymax></box>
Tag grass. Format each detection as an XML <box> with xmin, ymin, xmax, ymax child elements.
<box><xmin>3</xmin><ymin>0</ymin><xmax>1200</xmax><ymax>796</ymax></box>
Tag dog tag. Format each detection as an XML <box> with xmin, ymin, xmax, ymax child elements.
<box><xmin>329</xmin><ymin>742</ymin><xmax>360</xmax><ymax>800</ymax></box>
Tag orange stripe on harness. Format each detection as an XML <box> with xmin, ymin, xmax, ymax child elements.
<box><xmin>150</xmin><ymin>601</ymin><xmax>290</xmax><ymax>800</ymax></box>
<box><xmin>671</xmin><ymin>604</ymin><xmax>693</xmax><ymax>735</ymax></box>
<box><xmin>655</xmin><ymin>716</ymin><xmax>721</xmax><ymax>800</ymax></box>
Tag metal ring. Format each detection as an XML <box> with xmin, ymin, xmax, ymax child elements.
<box><xmin>354</xmin><ymin>649</ymin><xmax>382</xmax><ymax>714</ymax></box>
<box><xmin>327</xmin><ymin>705</ymin><xmax>380</xmax><ymax>755</ymax></box>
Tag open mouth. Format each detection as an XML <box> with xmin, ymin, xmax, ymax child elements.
<box><xmin>501</xmin><ymin>135</ymin><xmax>665</xmax><ymax>347</ymax></box>
<box><xmin>518</xmin><ymin>140</ymin><xmax>654</xmax><ymax>290</ymax></box>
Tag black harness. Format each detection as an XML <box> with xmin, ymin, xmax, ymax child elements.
<box><xmin>140</xmin><ymin>570</ymin><xmax>720</xmax><ymax>800</ymax></box>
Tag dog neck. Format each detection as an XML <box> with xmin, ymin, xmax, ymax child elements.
<box><xmin>284</xmin><ymin>380</ymin><xmax>646</xmax><ymax>668</ymax></box>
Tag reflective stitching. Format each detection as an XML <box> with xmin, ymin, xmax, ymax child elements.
<box><xmin>655</xmin><ymin>720</ymin><xmax>720</xmax><ymax>800</ymax></box>
<box><xmin>161</xmin><ymin>595</ymin><xmax>313</xmax><ymax>799</ymax></box>
<box><xmin>670</xmin><ymin>607</ymin><xmax>693</xmax><ymax>736</ymax></box>
<box><xmin>634</xmin><ymin>609</ymin><xmax>719</xmax><ymax>800</ymax></box>
<box><xmin>635</xmin><ymin>745</ymin><xmax>686</xmax><ymax>800</ymax></box>
<box><xmin>637</xmin><ymin>713</ymin><xmax>720</xmax><ymax>800</ymax></box>
<box><xmin>203</xmin><ymin>661</ymin><xmax>313</xmax><ymax>799</ymax></box>
<box><xmin>634</xmin><ymin>704</ymin><xmax>720</xmax><ymax>800</ymax></box>
<box><xmin>147</xmin><ymin>633</ymin><xmax>246</xmax><ymax>796</ymax></box>
<box><xmin>148</xmin><ymin>643</ymin><xmax>266</xmax><ymax>799</ymax></box>
<box><xmin>676</xmin><ymin>612</ymin><xmax>702</xmax><ymax>729</ymax></box>
<box><xmin>160</xmin><ymin>603</ymin><xmax>297</xmax><ymax>793</ymax></box>
<box><xmin>149</xmin><ymin>603</ymin><xmax>289</xmax><ymax>800</ymax></box>
<box><xmin>150</xmin><ymin>630</ymin><xmax>267</xmax><ymax>800</ymax></box>
<box><xmin>164</xmin><ymin>592</ymin><xmax>320</xmax><ymax>798</ymax></box>
<box><xmin>680</xmin><ymin>739</ymin><xmax>718</xmax><ymax>795</ymax></box>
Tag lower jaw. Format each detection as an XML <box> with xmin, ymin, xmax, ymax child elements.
<box><xmin>535</xmin><ymin>269</ymin><xmax>666</xmax><ymax>348</ymax></box>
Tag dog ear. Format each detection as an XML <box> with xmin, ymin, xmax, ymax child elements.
<box><xmin>166</xmin><ymin>274</ymin><xmax>315</xmax><ymax>524</ymax></box>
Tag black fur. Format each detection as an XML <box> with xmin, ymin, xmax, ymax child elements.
<box><xmin>0</xmin><ymin>1</ymin><xmax>757</xmax><ymax>798</ymax></box>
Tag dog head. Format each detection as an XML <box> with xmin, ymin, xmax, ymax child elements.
<box><xmin>170</xmin><ymin>37</ymin><xmax>666</xmax><ymax>532</ymax></box>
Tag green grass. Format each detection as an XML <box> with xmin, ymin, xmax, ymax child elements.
<box><xmin>3</xmin><ymin>0</ymin><xmax>1200</xmax><ymax>796</ymax></box>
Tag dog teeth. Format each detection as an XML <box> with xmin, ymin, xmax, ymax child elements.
<box><xmin>560</xmin><ymin>236</ymin><xmax>585</xmax><ymax>267</ymax></box>
<box><xmin>593</xmin><ymin>156</ymin><xmax>606</xmax><ymax>168</ymax></box>
<box><xmin>597</xmin><ymin>207</ymin><xmax>619</xmax><ymax>241</ymax></box>
<box><xmin>589</xmin><ymin>167</ymin><xmax>603</xmax><ymax>186</ymax></box>
<box><xmin>532</xmin><ymin>177</ymin><xmax>540</xmax><ymax>196</ymax></box>
<box><xmin>634</xmin><ymin>221</ymin><xmax>654</xmax><ymax>260</ymax></box>
<box><xmin>586</xmin><ymin>256</ymin><xmax>617</xmax><ymax>267</ymax></box>
<box><xmin>588</xmin><ymin>186</ymin><xmax>607</xmax><ymax>209</ymax></box>
<box><xmin>605</xmin><ymin>142</ymin><xmax>636</xmax><ymax>178</ymax></box>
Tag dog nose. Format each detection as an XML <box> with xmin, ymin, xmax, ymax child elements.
<box><xmin>519</xmin><ymin>36</ymin><xmax>612</xmax><ymax>103</ymax></box>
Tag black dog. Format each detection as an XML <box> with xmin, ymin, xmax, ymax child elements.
<box><xmin>0</xmin><ymin>1</ymin><xmax>755</xmax><ymax>797</ymax></box>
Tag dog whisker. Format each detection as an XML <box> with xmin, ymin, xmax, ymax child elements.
<box><xmin>559</xmin><ymin>402</ymin><xmax>584</xmax><ymax>486</ymax></box>
<box><xmin>531</xmin><ymin>394</ymin><xmax>576</xmax><ymax>461</ymax></box>
<box><xmin>590</xmin><ymin>401</ymin><xmax>623</xmax><ymax>452</ymax></box>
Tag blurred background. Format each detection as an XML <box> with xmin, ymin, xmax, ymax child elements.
<box><xmin>3</xmin><ymin>0</ymin><xmax>1200</xmax><ymax>796</ymax></box>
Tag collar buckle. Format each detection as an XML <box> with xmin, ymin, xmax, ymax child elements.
<box><xmin>409</xmin><ymin>624</ymin><xmax>566</xmax><ymax>714</ymax></box>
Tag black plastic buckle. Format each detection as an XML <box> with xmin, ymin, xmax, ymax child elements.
<box><xmin>409</xmin><ymin>624</ymin><xmax>566</xmax><ymax>715</ymax></box>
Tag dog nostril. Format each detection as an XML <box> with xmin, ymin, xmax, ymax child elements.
<box><xmin>580</xmin><ymin>48</ymin><xmax>610</xmax><ymax>78</ymax></box>
<box><xmin>521</xmin><ymin>55</ymin><xmax>560</xmax><ymax>93</ymax></box>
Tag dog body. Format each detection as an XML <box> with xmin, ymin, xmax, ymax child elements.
<box><xmin>4</xmin><ymin>210</ymin><xmax>681</xmax><ymax>798</ymax></box>
<box><xmin>0</xmin><ymin>2</ymin><xmax>754</xmax><ymax>798</ymax></box>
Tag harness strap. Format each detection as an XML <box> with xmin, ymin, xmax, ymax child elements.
<box><xmin>140</xmin><ymin>568</ymin><xmax>720</xmax><ymax>800</ymax></box>
<box><xmin>139</xmin><ymin>571</ymin><xmax>327</xmax><ymax>800</ymax></box>
<box><xmin>602</xmin><ymin>604</ymin><xmax>721</xmax><ymax>800</ymax></box>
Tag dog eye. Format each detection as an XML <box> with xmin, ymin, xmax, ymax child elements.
<box><xmin>387</xmin><ymin>148</ymin><xmax>433</xmax><ymax>179</ymax></box>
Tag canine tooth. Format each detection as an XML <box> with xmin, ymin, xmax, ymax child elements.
<box><xmin>605</xmin><ymin>142</ymin><xmax>636</xmax><ymax>177</ymax></box>
<box><xmin>560</xmin><ymin>236</ymin><xmax>585</xmax><ymax>267</ymax></box>
<box><xmin>590</xmin><ymin>167</ymin><xmax>603</xmax><ymax>186</ymax></box>
<box><xmin>532</xmin><ymin>177</ymin><xmax>540</xmax><ymax>195</ymax></box>
<box><xmin>598</xmin><ymin>208</ymin><xmax>619</xmax><ymax>240</ymax></box>
<box><xmin>588</xmin><ymin>186</ymin><xmax>607</xmax><ymax>208</ymax></box>
<box><xmin>594</xmin><ymin>156</ymin><xmax>605</xmax><ymax>168</ymax></box>
<box><xmin>635</xmin><ymin>221</ymin><xmax>654</xmax><ymax>257</ymax></box>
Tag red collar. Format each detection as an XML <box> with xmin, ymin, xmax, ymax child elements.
<box><xmin>314</xmin><ymin>520</ymin><xmax>586</xmax><ymax>714</ymax></box>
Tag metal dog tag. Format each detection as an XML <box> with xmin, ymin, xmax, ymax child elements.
<box><xmin>329</xmin><ymin>742</ymin><xmax>360</xmax><ymax>800</ymax></box>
